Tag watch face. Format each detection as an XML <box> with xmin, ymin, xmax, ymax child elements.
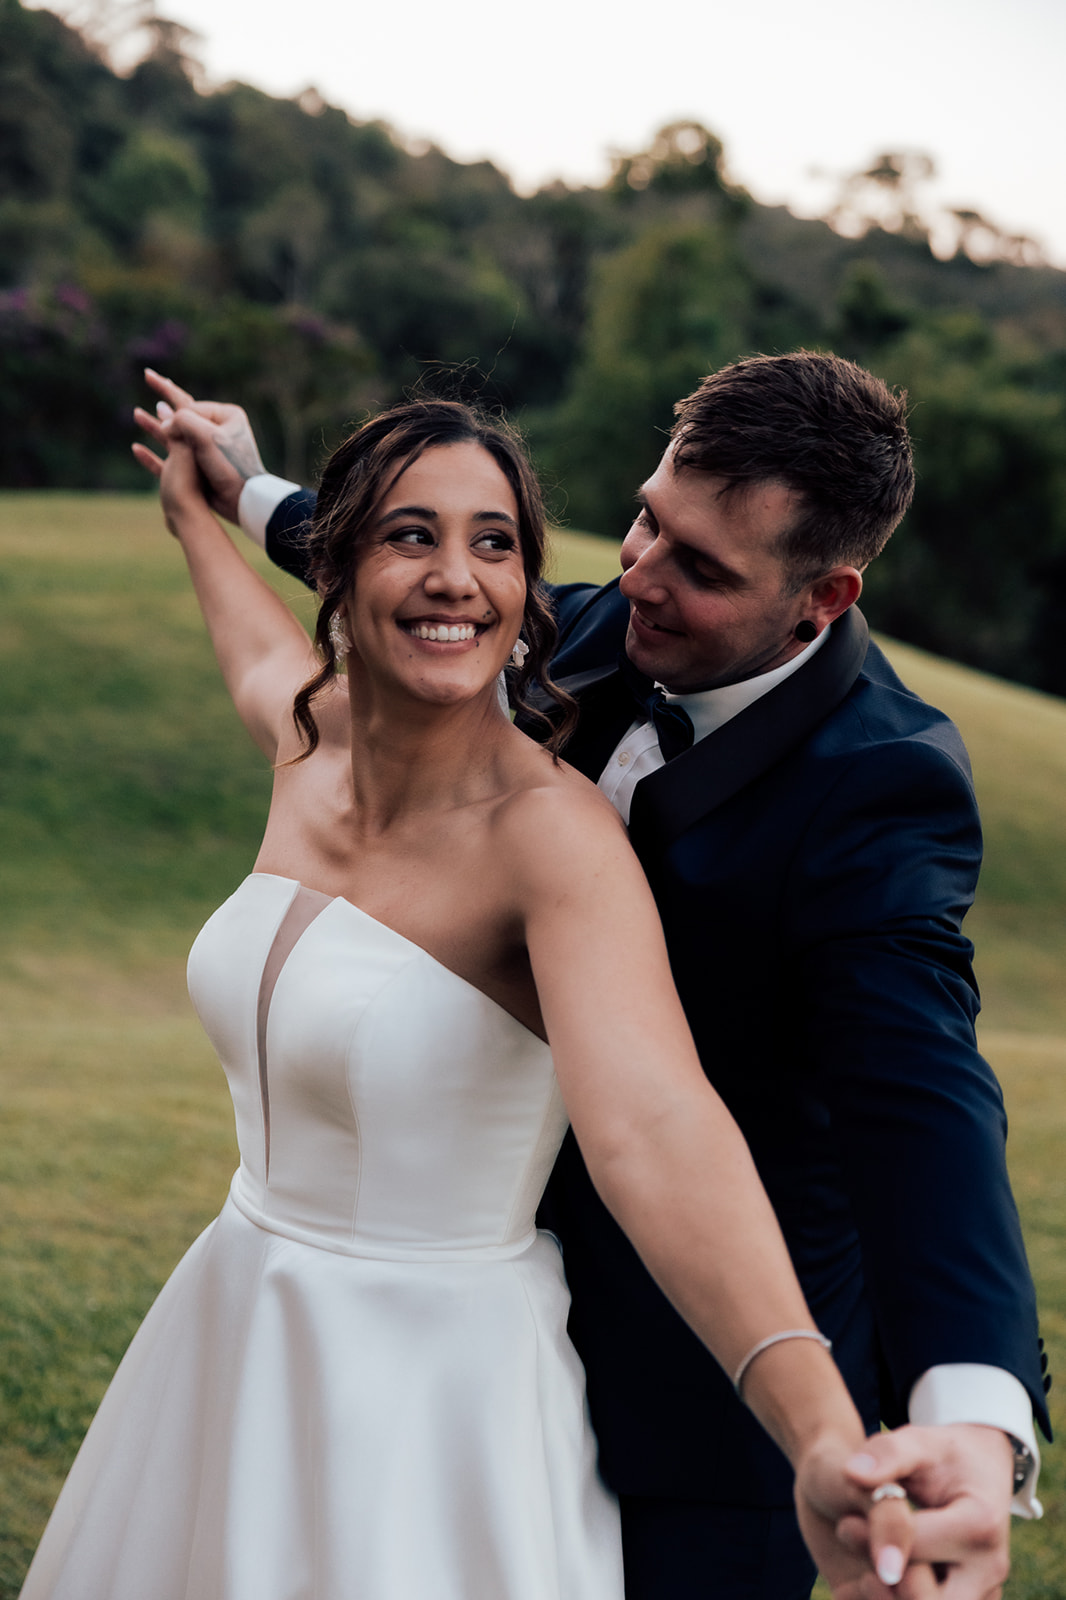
<box><xmin>1009</xmin><ymin>1437</ymin><xmax>1034</xmax><ymax>1494</ymax></box>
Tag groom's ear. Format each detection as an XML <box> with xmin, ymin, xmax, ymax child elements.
<box><xmin>806</xmin><ymin>567</ymin><xmax>863</xmax><ymax>630</ymax></box>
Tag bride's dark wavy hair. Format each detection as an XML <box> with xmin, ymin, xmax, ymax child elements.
<box><xmin>291</xmin><ymin>399</ymin><xmax>577</xmax><ymax>758</ymax></box>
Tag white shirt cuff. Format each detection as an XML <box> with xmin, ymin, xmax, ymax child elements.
<box><xmin>237</xmin><ymin>474</ymin><xmax>303</xmax><ymax>549</ymax></box>
<box><xmin>909</xmin><ymin>1364</ymin><xmax>1042</xmax><ymax>1518</ymax></box>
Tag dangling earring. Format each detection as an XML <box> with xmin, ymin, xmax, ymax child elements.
<box><xmin>329</xmin><ymin>614</ymin><xmax>350</xmax><ymax>662</ymax></box>
<box><xmin>511</xmin><ymin>637</ymin><xmax>529</xmax><ymax>668</ymax></box>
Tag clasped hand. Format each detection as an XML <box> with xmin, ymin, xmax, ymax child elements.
<box><xmin>798</xmin><ymin>1422</ymin><xmax>1015</xmax><ymax>1598</ymax></box>
<box><xmin>131</xmin><ymin>367</ymin><xmax>263</xmax><ymax>525</ymax></box>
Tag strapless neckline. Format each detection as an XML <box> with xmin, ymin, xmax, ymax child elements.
<box><xmin>248</xmin><ymin>872</ymin><xmax>546</xmax><ymax>1045</ymax></box>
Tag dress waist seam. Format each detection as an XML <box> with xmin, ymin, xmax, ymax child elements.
<box><xmin>227</xmin><ymin>1173</ymin><xmax>540</xmax><ymax>1262</ymax></box>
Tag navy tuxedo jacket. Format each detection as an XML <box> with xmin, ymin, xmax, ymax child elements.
<box><xmin>265</xmin><ymin>492</ymin><xmax>1048</xmax><ymax>1505</ymax></box>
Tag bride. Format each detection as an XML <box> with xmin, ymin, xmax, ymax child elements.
<box><xmin>21</xmin><ymin>400</ymin><xmax>913</xmax><ymax>1598</ymax></box>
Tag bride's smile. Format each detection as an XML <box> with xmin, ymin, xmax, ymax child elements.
<box><xmin>344</xmin><ymin>440</ymin><xmax>526</xmax><ymax>706</ymax></box>
<box><xmin>399</xmin><ymin>619</ymin><xmax>481</xmax><ymax>643</ymax></box>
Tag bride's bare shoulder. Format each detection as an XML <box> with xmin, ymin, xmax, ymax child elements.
<box><xmin>491</xmin><ymin>745</ymin><xmax>634</xmax><ymax>888</ymax></box>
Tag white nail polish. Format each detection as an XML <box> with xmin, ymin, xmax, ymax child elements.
<box><xmin>877</xmin><ymin>1546</ymin><xmax>904</xmax><ymax>1586</ymax></box>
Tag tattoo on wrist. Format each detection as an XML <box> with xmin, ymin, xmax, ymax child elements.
<box><xmin>216</xmin><ymin>420</ymin><xmax>265</xmax><ymax>482</ymax></box>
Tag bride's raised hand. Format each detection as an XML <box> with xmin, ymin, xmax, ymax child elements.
<box><xmin>134</xmin><ymin>406</ymin><xmax>313</xmax><ymax>761</ymax></box>
<box><xmin>155</xmin><ymin>417</ymin><xmax>212</xmax><ymax>537</ymax></box>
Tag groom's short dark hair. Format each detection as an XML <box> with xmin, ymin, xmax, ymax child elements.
<box><xmin>671</xmin><ymin>351</ymin><xmax>914</xmax><ymax>587</ymax></box>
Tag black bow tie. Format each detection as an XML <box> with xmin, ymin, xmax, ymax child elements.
<box><xmin>617</xmin><ymin>654</ymin><xmax>695</xmax><ymax>763</ymax></box>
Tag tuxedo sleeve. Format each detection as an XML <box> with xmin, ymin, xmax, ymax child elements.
<box><xmin>264</xmin><ymin>488</ymin><xmax>318</xmax><ymax>589</ymax></box>
<box><xmin>783</xmin><ymin>730</ymin><xmax>1049</xmax><ymax>1436</ymax></box>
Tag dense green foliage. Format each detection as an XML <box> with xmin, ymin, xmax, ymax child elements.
<box><xmin>3</xmin><ymin>0</ymin><xmax>1066</xmax><ymax>693</ymax></box>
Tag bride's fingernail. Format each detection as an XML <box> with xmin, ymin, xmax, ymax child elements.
<box><xmin>877</xmin><ymin>1546</ymin><xmax>904</xmax><ymax>1586</ymax></box>
<box><xmin>156</xmin><ymin>401</ymin><xmax>174</xmax><ymax>419</ymax></box>
<box><xmin>846</xmin><ymin>1452</ymin><xmax>879</xmax><ymax>1474</ymax></box>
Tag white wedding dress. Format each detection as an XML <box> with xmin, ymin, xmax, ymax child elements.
<box><xmin>21</xmin><ymin>873</ymin><xmax>623</xmax><ymax>1599</ymax></box>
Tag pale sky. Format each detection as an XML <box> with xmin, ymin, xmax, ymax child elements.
<box><xmin>40</xmin><ymin>0</ymin><xmax>1066</xmax><ymax>266</ymax></box>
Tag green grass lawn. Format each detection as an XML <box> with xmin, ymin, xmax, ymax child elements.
<box><xmin>2</xmin><ymin>493</ymin><xmax>1064</xmax><ymax>1595</ymax></box>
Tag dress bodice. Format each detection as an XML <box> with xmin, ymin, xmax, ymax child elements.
<box><xmin>187</xmin><ymin>873</ymin><xmax>567</xmax><ymax>1260</ymax></box>
<box><xmin>25</xmin><ymin>874</ymin><xmax>621</xmax><ymax>1600</ymax></box>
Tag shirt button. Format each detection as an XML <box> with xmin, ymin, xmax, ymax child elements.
<box><xmin>617</xmin><ymin>750</ymin><xmax>630</xmax><ymax>766</ymax></box>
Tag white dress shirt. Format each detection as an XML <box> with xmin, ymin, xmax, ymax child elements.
<box><xmin>239</xmin><ymin>474</ymin><xmax>303</xmax><ymax>547</ymax></box>
<box><xmin>237</xmin><ymin>473</ymin><xmax>1041</xmax><ymax>1512</ymax></box>
<box><xmin>597</xmin><ymin>629</ymin><xmax>828</xmax><ymax>825</ymax></box>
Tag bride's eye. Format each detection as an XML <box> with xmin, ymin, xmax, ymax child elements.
<box><xmin>474</xmin><ymin>531</ymin><xmax>517</xmax><ymax>554</ymax></box>
<box><xmin>388</xmin><ymin>528</ymin><xmax>435</xmax><ymax>548</ymax></box>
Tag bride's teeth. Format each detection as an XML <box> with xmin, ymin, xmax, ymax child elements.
<box><xmin>408</xmin><ymin>622</ymin><xmax>476</xmax><ymax>641</ymax></box>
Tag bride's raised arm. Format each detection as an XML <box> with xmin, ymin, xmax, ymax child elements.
<box><xmin>500</xmin><ymin>782</ymin><xmax>918</xmax><ymax>1594</ymax></box>
<box><xmin>136</xmin><ymin>421</ymin><xmax>318</xmax><ymax>761</ymax></box>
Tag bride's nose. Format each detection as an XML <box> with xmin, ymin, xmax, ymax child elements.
<box><xmin>424</xmin><ymin>540</ymin><xmax>478</xmax><ymax>598</ymax></box>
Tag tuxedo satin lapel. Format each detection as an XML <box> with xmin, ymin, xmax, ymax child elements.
<box><xmin>628</xmin><ymin>607</ymin><xmax>870</xmax><ymax>853</ymax></box>
<box><xmin>515</xmin><ymin>663</ymin><xmax>636</xmax><ymax>780</ymax></box>
<box><xmin>556</xmin><ymin>668</ymin><xmax>639</xmax><ymax>781</ymax></box>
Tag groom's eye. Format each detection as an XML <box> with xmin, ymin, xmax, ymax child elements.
<box><xmin>679</xmin><ymin>550</ymin><xmax>728</xmax><ymax>588</ymax></box>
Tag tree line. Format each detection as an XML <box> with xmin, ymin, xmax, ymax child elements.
<box><xmin>3</xmin><ymin>0</ymin><xmax>1066</xmax><ymax>694</ymax></box>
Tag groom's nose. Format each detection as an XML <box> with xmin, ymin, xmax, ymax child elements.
<box><xmin>619</xmin><ymin>536</ymin><xmax>670</xmax><ymax>606</ymax></box>
<box><xmin>619</xmin><ymin>514</ymin><xmax>652</xmax><ymax>573</ymax></box>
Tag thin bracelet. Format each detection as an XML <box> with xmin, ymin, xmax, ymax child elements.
<box><xmin>733</xmin><ymin>1330</ymin><xmax>833</xmax><ymax>1397</ymax></box>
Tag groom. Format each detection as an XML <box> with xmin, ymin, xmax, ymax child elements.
<box><xmin>137</xmin><ymin>353</ymin><xmax>1049</xmax><ymax>1599</ymax></box>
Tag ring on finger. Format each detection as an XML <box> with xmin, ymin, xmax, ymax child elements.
<box><xmin>870</xmin><ymin>1482</ymin><xmax>908</xmax><ymax>1504</ymax></box>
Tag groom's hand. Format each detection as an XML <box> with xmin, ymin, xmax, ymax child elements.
<box><xmin>795</xmin><ymin>1432</ymin><xmax>937</xmax><ymax>1598</ymax></box>
<box><xmin>132</xmin><ymin>369</ymin><xmax>264</xmax><ymax>525</ymax></box>
<box><xmin>842</xmin><ymin>1425</ymin><xmax>1015</xmax><ymax>1597</ymax></box>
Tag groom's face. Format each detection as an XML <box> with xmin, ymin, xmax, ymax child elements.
<box><xmin>618</xmin><ymin>447</ymin><xmax>809</xmax><ymax>693</ymax></box>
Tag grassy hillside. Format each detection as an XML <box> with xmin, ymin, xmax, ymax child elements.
<box><xmin>1</xmin><ymin>493</ymin><xmax>1063</xmax><ymax>1594</ymax></box>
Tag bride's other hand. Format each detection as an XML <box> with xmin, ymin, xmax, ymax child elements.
<box><xmin>796</xmin><ymin>1435</ymin><xmax>938</xmax><ymax>1598</ymax></box>
<box><xmin>132</xmin><ymin>368</ymin><xmax>264</xmax><ymax>524</ymax></box>
<box><xmin>514</xmin><ymin>789</ymin><xmax>923</xmax><ymax>1593</ymax></box>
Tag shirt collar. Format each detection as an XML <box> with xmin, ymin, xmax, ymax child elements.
<box><xmin>659</xmin><ymin>626</ymin><xmax>829</xmax><ymax>744</ymax></box>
